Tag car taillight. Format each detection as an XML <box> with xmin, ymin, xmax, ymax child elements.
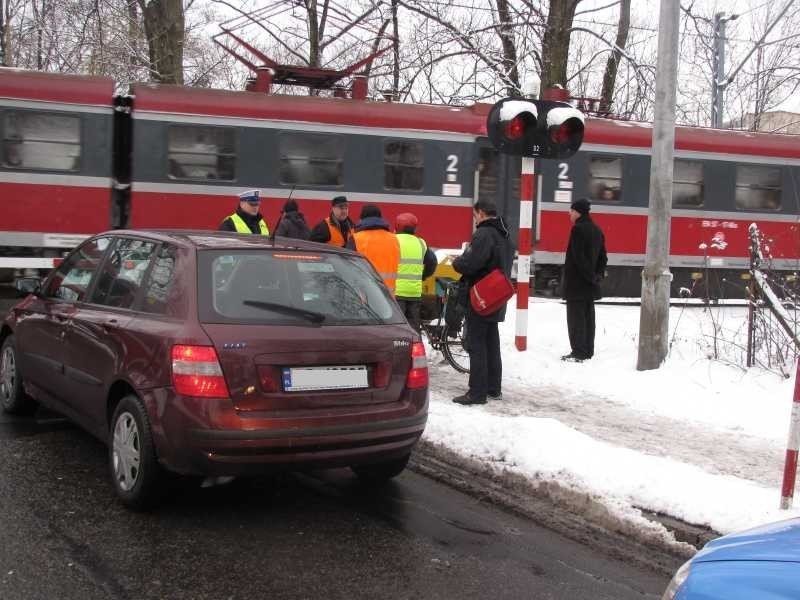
<box><xmin>406</xmin><ymin>342</ymin><xmax>428</xmax><ymax>390</ymax></box>
<box><xmin>171</xmin><ymin>345</ymin><xmax>229</xmax><ymax>398</ymax></box>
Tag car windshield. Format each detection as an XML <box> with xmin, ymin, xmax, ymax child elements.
<box><xmin>197</xmin><ymin>249</ymin><xmax>405</xmax><ymax>326</ymax></box>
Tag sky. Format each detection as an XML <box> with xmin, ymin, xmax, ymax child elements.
<box><xmin>422</xmin><ymin>294</ymin><xmax>800</xmax><ymax>547</ymax></box>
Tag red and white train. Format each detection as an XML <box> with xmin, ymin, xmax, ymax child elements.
<box><xmin>1</xmin><ymin>68</ymin><xmax>798</xmax><ymax>297</ymax></box>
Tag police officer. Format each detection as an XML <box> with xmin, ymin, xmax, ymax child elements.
<box><xmin>347</xmin><ymin>205</ymin><xmax>400</xmax><ymax>293</ymax></box>
<box><xmin>309</xmin><ymin>195</ymin><xmax>353</xmax><ymax>247</ymax></box>
<box><xmin>395</xmin><ymin>212</ymin><xmax>438</xmax><ymax>332</ymax></box>
<box><xmin>218</xmin><ymin>190</ymin><xmax>270</xmax><ymax>235</ymax></box>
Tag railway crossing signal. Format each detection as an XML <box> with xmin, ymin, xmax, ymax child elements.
<box><xmin>486</xmin><ymin>98</ymin><xmax>585</xmax><ymax>159</ymax></box>
<box><xmin>485</xmin><ymin>97</ymin><xmax>585</xmax><ymax>351</ymax></box>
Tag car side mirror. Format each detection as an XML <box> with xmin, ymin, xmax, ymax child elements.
<box><xmin>15</xmin><ymin>277</ymin><xmax>41</xmax><ymax>297</ymax></box>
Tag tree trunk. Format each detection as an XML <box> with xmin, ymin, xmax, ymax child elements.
<box><xmin>540</xmin><ymin>0</ymin><xmax>580</xmax><ymax>91</ymax></box>
<box><xmin>306</xmin><ymin>0</ymin><xmax>320</xmax><ymax>68</ymax></box>
<box><xmin>600</xmin><ymin>0</ymin><xmax>630</xmax><ymax>114</ymax></box>
<box><xmin>392</xmin><ymin>0</ymin><xmax>400</xmax><ymax>98</ymax></box>
<box><xmin>140</xmin><ymin>0</ymin><xmax>184</xmax><ymax>84</ymax></box>
<box><xmin>495</xmin><ymin>0</ymin><xmax>520</xmax><ymax>96</ymax></box>
<box><xmin>0</xmin><ymin>0</ymin><xmax>7</xmax><ymax>66</ymax></box>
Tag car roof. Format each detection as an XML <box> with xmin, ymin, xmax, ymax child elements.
<box><xmin>103</xmin><ymin>229</ymin><xmax>358</xmax><ymax>255</ymax></box>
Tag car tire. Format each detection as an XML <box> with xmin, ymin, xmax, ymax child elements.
<box><xmin>109</xmin><ymin>394</ymin><xmax>167</xmax><ymax>510</ymax></box>
<box><xmin>351</xmin><ymin>454</ymin><xmax>410</xmax><ymax>484</ymax></box>
<box><xmin>0</xmin><ymin>335</ymin><xmax>37</xmax><ymax>415</ymax></box>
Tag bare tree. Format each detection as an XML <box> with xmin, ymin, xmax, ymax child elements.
<box><xmin>540</xmin><ymin>0</ymin><xmax>581</xmax><ymax>90</ymax></box>
<box><xmin>138</xmin><ymin>0</ymin><xmax>184</xmax><ymax>84</ymax></box>
<box><xmin>599</xmin><ymin>0</ymin><xmax>630</xmax><ymax>111</ymax></box>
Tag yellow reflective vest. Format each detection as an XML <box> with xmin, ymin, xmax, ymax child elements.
<box><xmin>229</xmin><ymin>212</ymin><xmax>269</xmax><ymax>235</ymax></box>
<box><xmin>395</xmin><ymin>233</ymin><xmax>427</xmax><ymax>299</ymax></box>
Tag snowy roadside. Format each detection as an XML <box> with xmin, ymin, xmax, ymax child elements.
<box><xmin>421</xmin><ymin>297</ymin><xmax>800</xmax><ymax>548</ymax></box>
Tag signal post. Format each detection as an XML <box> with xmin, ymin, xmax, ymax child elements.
<box><xmin>515</xmin><ymin>157</ymin><xmax>535</xmax><ymax>351</ymax></box>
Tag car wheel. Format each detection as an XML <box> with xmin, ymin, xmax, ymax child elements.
<box><xmin>0</xmin><ymin>335</ymin><xmax>37</xmax><ymax>415</ymax></box>
<box><xmin>352</xmin><ymin>454</ymin><xmax>410</xmax><ymax>484</ymax></box>
<box><xmin>109</xmin><ymin>394</ymin><xmax>166</xmax><ymax>510</ymax></box>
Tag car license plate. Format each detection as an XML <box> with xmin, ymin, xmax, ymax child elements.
<box><xmin>282</xmin><ymin>366</ymin><xmax>368</xmax><ymax>392</ymax></box>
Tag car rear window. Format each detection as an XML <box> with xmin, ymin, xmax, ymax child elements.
<box><xmin>197</xmin><ymin>250</ymin><xmax>405</xmax><ymax>326</ymax></box>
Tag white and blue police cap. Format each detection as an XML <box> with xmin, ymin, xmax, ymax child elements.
<box><xmin>238</xmin><ymin>190</ymin><xmax>260</xmax><ymax>204</ymax></box>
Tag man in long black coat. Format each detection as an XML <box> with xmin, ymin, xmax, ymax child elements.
<box><xmin>562</xmin><ymin>198</ymin><xmax>608</xmax><ymax>362</ymax></box>
<box><xmin>451</xmin><ymin>200</ymin><xmax>513</xmax><ymax>405</ymax></box>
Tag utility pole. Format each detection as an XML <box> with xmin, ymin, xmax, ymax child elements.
<box><xmin>711</xmin><ymin>12</ymin><xmax>726</xmax><ymax>128</ymax></box>
<box><xmin>711</xmin><ymin>12</ymin><xmax>738</xmax><ymax>128</ymax></box>
<box><xmin>636</xmin><ymin>0</ymin><xmax>680</xmax><ymax>371</ymax></box>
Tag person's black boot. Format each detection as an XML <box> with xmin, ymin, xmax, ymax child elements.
<box><xmin>452</xmin><ymin>393</ymin><xmax>487</xmax><ymax>405</ymax></box>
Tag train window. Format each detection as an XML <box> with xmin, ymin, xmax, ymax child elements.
<box><xmin>735</xmin><ymin>165</ymin><xmax>781</xmax><ymax>210</ymax></box>
<box><xmin>279</xmin><ymin>133</ymin><xmax>343</xmax><ymax>186</ymax></box>
<box><xmin>588</xmin><ymin>156</ymin><xmax>622</xmax><ymax>201</ymax></box>
<box><xmin>384</xmin><ymin>141</ymin><xmax>423</xmax><ymax>190</ymax></box>
<box><xmin>167</xmin><ymin>126</ymin><xmax>236</xmax><ymax>181</ymax></box>
<box><xmin>2</xmin><ymin>111</ymin><xmax>80</xmax><ymax>171</ymax></box>
<box><xmin>672</xmin><ymin>160</ymin><xmax>704</xmax><ymax>208</ymax></box>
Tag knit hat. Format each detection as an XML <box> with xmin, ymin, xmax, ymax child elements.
<box><xmin>282</xmin><ymin>199</ymin><xmax>298</xmax><ymax>213</ymax></box>
<box><xmin>360</xmin><ymin>204</ymin><xmax>382</xmax><ymax>219</ymax></box>
<box><xmin>571</xmin><ymin>198</ymin><xmax>591</xmax><ymax>214</ymax></box>
<box><xmin>331</xmin><ymin>195</ymin><xmax>348</xmax><ymax>207</ymax></box>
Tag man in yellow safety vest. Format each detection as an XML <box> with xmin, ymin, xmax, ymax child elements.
<box><xmin>395</xmin><ymin>212</ymin><xmax>438</xmax><ymax>333</ymax></box>
<box><xmin>218</xmin><ymin>190</ymin><xmax>270</xmax><ymax>235</ymax></box>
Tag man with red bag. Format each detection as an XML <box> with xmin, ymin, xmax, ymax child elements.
<box><xmin>451</xmin><ymin>201</ymin><xmax>513</xmax><ymax>406</ymax></box>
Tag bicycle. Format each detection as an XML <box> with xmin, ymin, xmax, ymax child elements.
<box><xmin>419</xmin><ymin>278</ymin><xmax>470</xmax><ymax>374</ymax></box>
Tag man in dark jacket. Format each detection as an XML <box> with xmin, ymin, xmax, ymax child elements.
<box><xmin>274</xmin><ymin>199</ymin><xmax>311</xmax><ymax>240</ymax></box>
<box><xmin>309</xmin><ymin>196</ymin><xmax>354</xmax><ymax>247</ymax></box>
<box><xmin>561</xmin><ymin>198</ymin><xmax>608</xmax><ymax>362</ymax></box>
<box><xmin>451</xmin><ymin>200</ymin><xmax>513</xmax><ymax>405</ymax></box>
<box><xmin>218</xmin><ymin>190</ymin><xmax>270</xmax><ymax>235</ymax></box>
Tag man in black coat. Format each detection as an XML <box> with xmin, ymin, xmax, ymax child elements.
<box><xmin>451</xmin><ymin>200</ymin><xmax>513</xmax><ymax>405</ymax></box>
<box><xmin>274</xmin><ymin>199</ymin><xmax>311</xmax><ymax>240</ymax></box>
<box><xmin>562</xmin><ymin>198</ymin><xmax>608</xmax><ymax>362</ymax></box>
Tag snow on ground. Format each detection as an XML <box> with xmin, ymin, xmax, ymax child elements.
<box><xmin>423</xmin><ymin>296</ymin><xmax>800</xmax><ymax>537</ymax></box>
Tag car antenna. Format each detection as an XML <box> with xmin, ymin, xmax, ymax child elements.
<box><xmin>271</xmin><ymin>185</ymin><xmax>295</xmax><ymax>247</ymax></box>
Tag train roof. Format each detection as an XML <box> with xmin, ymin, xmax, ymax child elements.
<box><xmin>133</xmin><ymin>83</ymin><xmax>800</xmax><ymax>161</ymax></box>
<box><xmin>584</xmin><ymin>117</ymin><xmax>800</xmax><ymax>161</ymax></box>
<box><xmin>0</xmin><ymin>68</ymin><xmax>114</xmax><ymax>107</ymax></box>
<box><xmin>131</xmin><ymin>82</ymin><xmax>489</xmax><ymax>136</ymax></box>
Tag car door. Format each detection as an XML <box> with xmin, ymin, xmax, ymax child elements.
<box><xmin>62</xmin><ymin>237</ymin><xmax>156</xmax><ymax>429</ymax></box>
<box><xmin>14</xmin><ymin>237</ymin><xmax>111</xmax><ymax>402</ymax></box>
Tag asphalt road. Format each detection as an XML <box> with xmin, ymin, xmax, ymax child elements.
<box><xmin>0</xmin><ymin>409</ymin><xmax>674</xmax><ymax>600</ymax></box>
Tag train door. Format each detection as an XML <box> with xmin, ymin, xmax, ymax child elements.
<box><xmin>476</xmin><ymin>140</ymin><xmax>520</xmax><ymax>247</ymax></box>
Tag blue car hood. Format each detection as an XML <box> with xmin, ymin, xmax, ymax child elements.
<box><xmin>694</xmin><ymin>518</ymin><xmax>800</xmax><ymax>563</ymax></box>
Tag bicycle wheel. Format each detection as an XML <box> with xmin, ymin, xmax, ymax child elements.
<box><xmin>441</xmin><ymin>322</ymin><xmax>470</xmax><ymax>373</ymax></box>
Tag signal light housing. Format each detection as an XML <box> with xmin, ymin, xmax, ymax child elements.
<box><xmin>486</xmin><ymin>98</ymin><xmax>585</xmax><ymax>159</ymax></box>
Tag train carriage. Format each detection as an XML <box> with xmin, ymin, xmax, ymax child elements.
<box><xmin>0</xmin><ymin>70</ymin><xmax>117</xmax><ymax>272</ymax></box>
<box><xmin>1</xmin><ymin>67</ymin><xmax>799</xmax><ymax>298</ymax></box>
<box><xmin>126</xmin><ymin>83</ymin><xmax>481</xmax><ymax>249</ymax></box>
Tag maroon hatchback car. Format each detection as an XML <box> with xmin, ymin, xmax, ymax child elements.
<box><xmin>0</xmin><ymin>231</ymin><xmax>428</xmax><ymax>509</ymax></box>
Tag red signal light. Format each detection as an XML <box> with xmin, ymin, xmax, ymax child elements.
<box><xmin>504</xmin><ymin>116</ymin><xmax>525</xmax><ymax>140</ymax></box>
